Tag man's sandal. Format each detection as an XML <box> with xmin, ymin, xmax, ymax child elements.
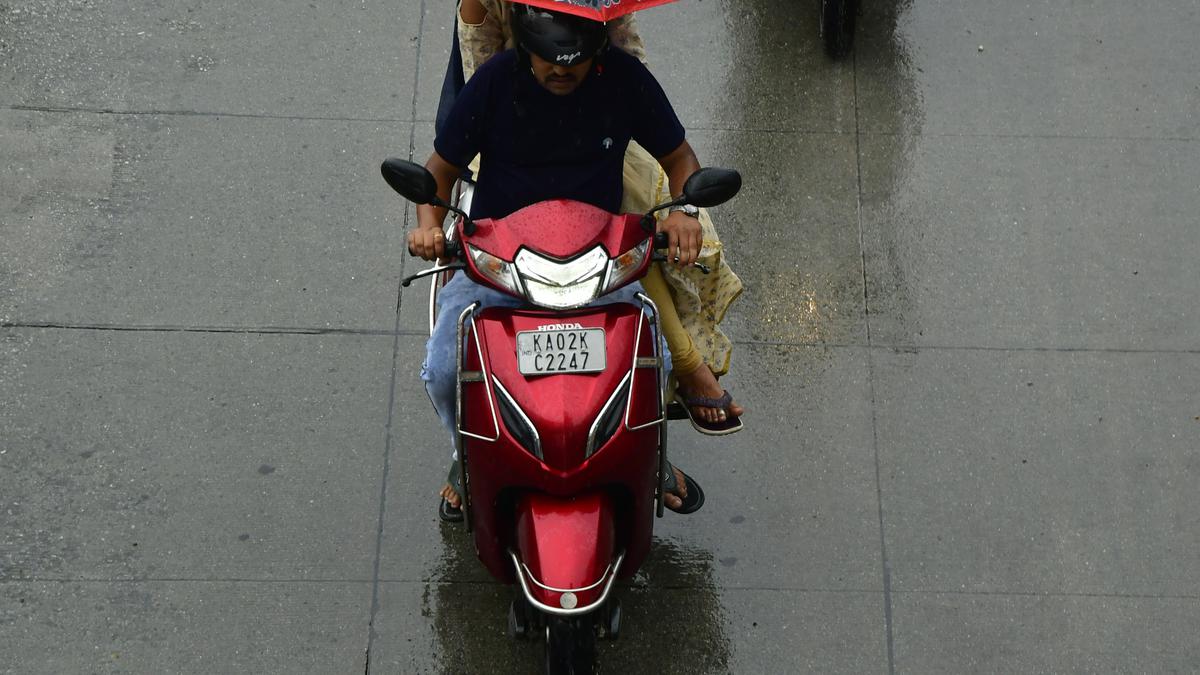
<box><xmin>439</xmin><ymin>462</ymin><xmax>465</xmax><ymax>523</ymax></box>
<box><xmin>674</xmin><ymin>389</ymin><xmax>744</xmax><ymax>436</ymax></box>
<box><xmin>662</xmin><ymin>463</ymin><xmax>706</xmax><ymax>515</ymax></box>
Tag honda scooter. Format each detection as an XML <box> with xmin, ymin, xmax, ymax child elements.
<box><xmin>382</xmin><ymin>158</ymin><xmax>740</xmax><ymax>674</ymax></box>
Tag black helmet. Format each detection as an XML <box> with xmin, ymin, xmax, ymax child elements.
<box><xmin>510</xmin><ymin>3</ymin><xmax>607</xmax><ymax>67</ymax></box>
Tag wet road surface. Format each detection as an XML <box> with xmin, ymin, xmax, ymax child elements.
<box><xmin>3</xmin><ymin>1</ymin><xmax>1199</xmax><ymax>672</ymax></box>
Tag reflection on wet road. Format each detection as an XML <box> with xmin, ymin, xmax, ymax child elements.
<box><xmin>697</xmin><ymin>0</ymin><xmax>924</xmax><ymax>349</ymax></box>
<box><xmin>429</xmin><ymin>526</ymin><xmax>727</xmax><ymax>673</ymax></box>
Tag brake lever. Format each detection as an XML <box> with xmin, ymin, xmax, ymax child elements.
<box><xmin>649</xmin><ymin>252</ymin><xmax>711</xmax><ymax>274</ymax></box>
<box><xmin>401</xmin><ymin>262</ymin><xmax>467</xmax><ymax>287</ymax></box>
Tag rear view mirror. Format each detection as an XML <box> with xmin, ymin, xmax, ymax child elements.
<box><xmin>381</xmin><ymin>158</ymin><xmax>439</xmax><ymax>205</ymax></box>
<box><xmin>380</xmin><ymin>156</ymin><xmax>477</xmax><ymax>235</ymax></box>
<box><xmin>681</xmin><ymin>168</ymin><xmax>742</xmax><ymax>208</ymax></box>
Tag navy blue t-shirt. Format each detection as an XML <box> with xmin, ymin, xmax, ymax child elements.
<box><xmin>434</xmin><ymin>48</ymin><xmax>686</xmax><ymax>220</ymax></box>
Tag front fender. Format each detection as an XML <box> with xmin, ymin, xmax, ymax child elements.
<box><xmin>512</xmin><ymin>491</ymin><xmax>621</xmax><ymax>615</ymax></box>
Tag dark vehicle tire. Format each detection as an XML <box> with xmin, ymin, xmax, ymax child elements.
<box><xmin>544</xmin><ymin>616</ymin><xmax>595</xmax><ymax>675</ymax></box>
<box><xmin>821</xmin><ymin>0</ymin><xmax>858</xmax><ymax>58</ymax></box>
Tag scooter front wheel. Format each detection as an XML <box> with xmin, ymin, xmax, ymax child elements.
<box><xmin>820</xmin><ymin>0</ymin><xmax>858</xmax><ymax>58</ymax></box>
<box><xmin>544</xmin><ymin>616</ymin><xmax>595</xmax><ymax>675</ymax></box>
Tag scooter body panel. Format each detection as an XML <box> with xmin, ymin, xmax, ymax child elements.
<box><xmin>468</xmin><ymin>200</ymin><xmax>647</xmax><ymax>261</ymax></box>
<box><xmin>461</xmin><ymin>303</ymin><xmax>661</xmax><ymax>583</ymax></box>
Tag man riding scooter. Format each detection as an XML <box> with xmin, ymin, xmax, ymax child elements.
<box><xmin>409</xmin><ymin>3</ymin><xmax>714</xmax><ymax>519</ymax></box>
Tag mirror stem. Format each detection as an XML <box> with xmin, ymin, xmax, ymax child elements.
<box><xmin>431</xmin><ymin>196</ymin><xmax>476</xmax><ymax>235</ymax></box>
<box><xmin>641</xmin><ymin>196</ymin><xmax>685</xmax><ymax>231</ymax></box>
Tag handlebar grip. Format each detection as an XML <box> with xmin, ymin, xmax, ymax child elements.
<box><xmin>653</xmin><ymin>231</ymin><xmax>670</xmax><ymax>250</ymax></box>
<box><xmin>406</xmin><ymin>238</ymin><xmax>463</xmax><ymax>261</ymax></box>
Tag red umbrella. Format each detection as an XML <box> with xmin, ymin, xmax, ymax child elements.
<box><xmin>515</xmin><ymin>0</ymin><xmax>680</xmax><ymax>23</ymax></box>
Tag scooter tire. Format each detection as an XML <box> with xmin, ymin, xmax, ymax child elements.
<box><xmin>820</xmin><ymin>0</ymin><xmax>858</xmax><ymax>58</ymax></box>
<box><xmin>544</xmin><ymin>616</ymin><xmax>595</xmax><ymax>675</ymax></box>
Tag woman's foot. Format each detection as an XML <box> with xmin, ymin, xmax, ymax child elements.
<box><xmin>676</xmin><ymin>364</ymin><xmax>744</xmax><ymax>425</ymax></box>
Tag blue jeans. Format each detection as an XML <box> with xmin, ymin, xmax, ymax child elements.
<box><xmin>421</xmin><ymin>274</ymin><xmax>671</xmax><ymax>458</ymax></box>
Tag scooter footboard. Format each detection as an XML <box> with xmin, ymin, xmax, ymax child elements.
<box><xmin>511</xmin><ymin>491</ymin><xmax>623</xmax><ymax>616</ymax></box>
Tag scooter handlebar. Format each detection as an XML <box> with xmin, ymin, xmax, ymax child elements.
<box><xmin>400</xmin><ymin>238</ymin><xmax>466</xmax><ymax>288</ymax></box>
<box><xmin>649</xmin><ymin>231</ymin><xmax>710</xmax><ymax>274</ymax></box>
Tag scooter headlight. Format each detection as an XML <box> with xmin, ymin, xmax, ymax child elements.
<box><xmin>514</xmin><ymin>246</ymin><xmax>608</xmax><ymax>309</ymax></box>
<box><xmin>470</xmin><ymin>246</ymin><xmax>522</xmax><ymax>296</ymax></box>
<box><xmin>602</xmin><ymin>240</ymin><xmax>649</xmax><ymax>294</ymax></box>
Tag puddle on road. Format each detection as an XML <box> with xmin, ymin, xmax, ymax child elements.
<box><xmin>427</xmin><ymin>528</ymin><xmax>728</xmax><ymax>674</ymax></box>
<box><xmin>704</xmin><ymin>0</ymin><xmax>924</xmax><ymax>349</ymax></box>
<box><xmin>856</xmin><ymin>0</ymin><xmax>924</xmax><ymax>344</ymax></box>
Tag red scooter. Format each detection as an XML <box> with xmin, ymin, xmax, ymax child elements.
<box><xmin>382</xmin><ymin>158</ymin><xmax>740</xmax><ymax>674</ymax></box>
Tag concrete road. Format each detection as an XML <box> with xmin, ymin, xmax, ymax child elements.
<box><xmin>3</xmin><ymin>1</ymin><xmax>1198</xmax><ymax>673</ymax></box>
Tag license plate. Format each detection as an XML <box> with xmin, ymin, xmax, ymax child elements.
<box><xmin>516</xmin><ymin>328</ymin><xmax>606</xmax><ymax>376</ymax></box>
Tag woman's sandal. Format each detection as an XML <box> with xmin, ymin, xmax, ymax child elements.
<box><xmin>674</xmin><ymin>389</ymin><xmax>744</xmax><ymax>436</ymax></box>
<box><xmin>662</xmin><ymin>463</ymin><xmax>706</xmax><ymax>515</ymax></box>
<box><xmin>438</xmin><ymin>462</ymin><xmax>465</xmax><ymax>523</ymax></box>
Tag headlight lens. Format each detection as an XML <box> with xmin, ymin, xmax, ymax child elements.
<box><xmin>514</xmin><ymin>246</ymin><xmax>608</xmax><ymax>309</ymax></box>
<box><xmin>603</xmin><ymin>240</ymin><xmax>649</xmax><ymax>294</ymax></box>
<box><xmin>470</xmin><ymin>246</ymin><xmax>522</xmax><ymax>296</ymax></box>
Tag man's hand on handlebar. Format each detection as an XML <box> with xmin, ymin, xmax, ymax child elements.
<box><xmin>407</xmin><ymin>151</ymin><xmax>465</xmax><ymax>262</ymax></box>
<box><xmin>658</xmin><ymin>210</ymin><xmax>702</xmax><ymax>268</ymax></box>
<box><xmin>407</xmin><ymin>226</ymin><xmax>446</xmax><ymax>262</ymax></box>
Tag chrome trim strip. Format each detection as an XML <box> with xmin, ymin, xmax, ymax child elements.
<box><xmin>509</xmin><ymin>550</ymin><xmax>625</xmax><ymax>617</ymax></box>
<box><xmin>635</xmin><ymin>292</ymin><xmax>669</xmax><ymax>519</ymax></box>
<box><xmin>454</xmin><ymin>302</ymin><xmax>479</xmax><ymax>531</ymax></box>
<box><xmin>423</xmin><ymin>259</ymin><xmax>465</xmax><ymax>338</ymax></box>
<box><xmin>454</xmin><ymin>180</ymin><xmax>475</xmax><ymax>218</ymax></box>
<box><xmin>626</xmin><ymin>294</ymin><xmax>666</xmax><ymax>433</ymax></box>
<box><xmin>491</xmin><ymin>376</ymin><xmax>542</xmax><ymax>460</ymax></box>
<box><xmin>623</xmin><ymin>299</ymin><xmax>644</xmax><ymax>430</ymax></box>
<box><xmin>432</xmin><ymin>177</ymin><xmax>467</xmax><ymax>337</ymax></box>
<box><xmin>457</xmin><ymin>312</ymin><xmax>500</xmax><ymax>443</ymax></box>
<box><xmin>521</xmin><ymin>562</ymin><xmax>613</xmax><ymax>594</ymax></box>
<box><xmin>585</xmin><ymin>371</ymin><xmax>632</xmax><ymax>458</ymax></box>
<box><xmin>428</xmin><ymin>269</ymin><xmax>438</xmax><ymax>338</ymax></box>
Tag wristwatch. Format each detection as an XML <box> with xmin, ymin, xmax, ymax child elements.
<box><xmin>668</xmin><ymin>203</ymin><xmax>700</xmax><ymax>218</ymax></box>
